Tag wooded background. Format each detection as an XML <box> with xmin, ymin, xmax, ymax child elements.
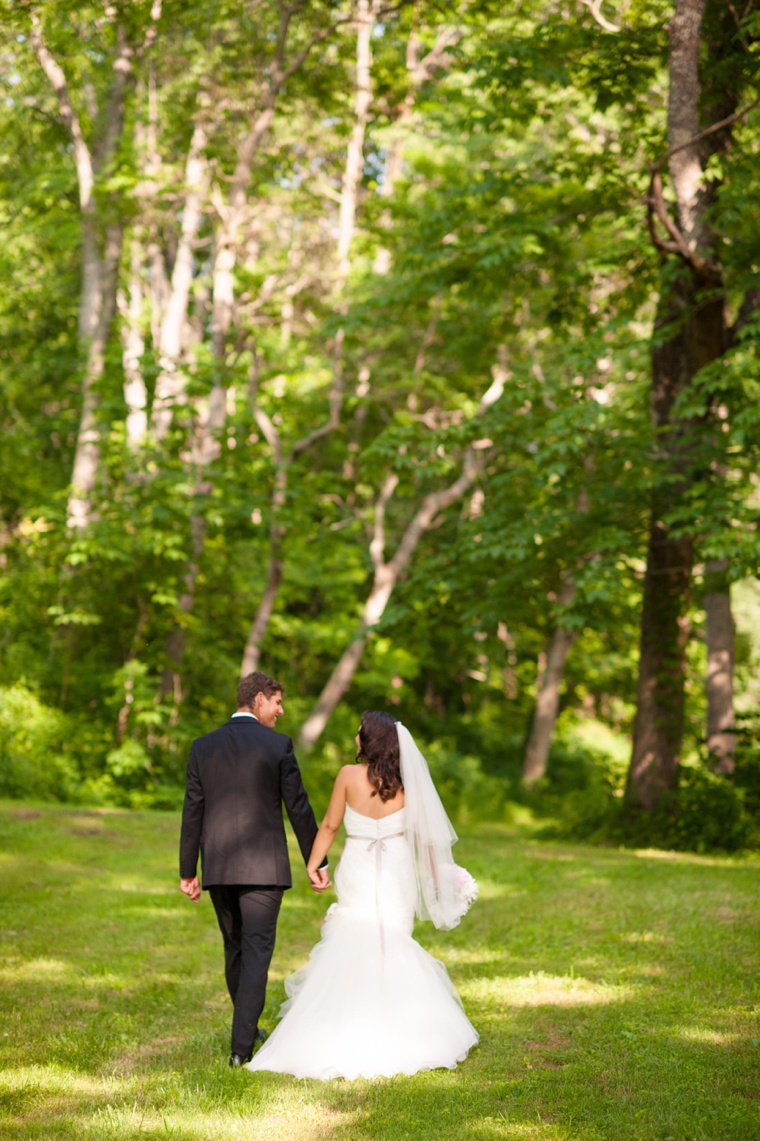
<box><xmin>1</xmin><ymin>0</ymin><xmax>759</xmax><ymax>849</ymax></box>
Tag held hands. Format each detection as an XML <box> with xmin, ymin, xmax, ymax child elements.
<box><xmin>308</xmin><ymin>866</ymin><xmax>331</xmax><ymax>893</ymax></box>
<box><xmin>180</xmin><ymin>876</ymin><xmax>201</xmax><ymax>903</ymax></box>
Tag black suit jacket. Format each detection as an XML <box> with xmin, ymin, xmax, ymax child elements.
<box><xmin>179</xmin><ymin>716</ymin><xmax>320</xmax><ymax>888</ymax></box>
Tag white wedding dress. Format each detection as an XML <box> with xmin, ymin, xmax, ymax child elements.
<box><xmin>247</xmin><ymin>803</ymin><xmax>478</xmax><ymax>1080</ymax></box>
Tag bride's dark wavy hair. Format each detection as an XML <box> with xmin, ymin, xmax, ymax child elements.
<box><xmin>357</xmin><ymin>711</ymin><xmax>403</xmax><ymax>802</ymax></box>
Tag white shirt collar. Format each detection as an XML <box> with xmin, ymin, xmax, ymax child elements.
<box><xmin>231</xmin><ymin>711</ymin><xmax>258</xmax><ymax>720</ymax></box>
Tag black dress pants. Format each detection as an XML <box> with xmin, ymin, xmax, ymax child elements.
<box><xmin>208</xmin><ymin>885</ymin><xmax>284</xmax><ymax>1058</ymax></box>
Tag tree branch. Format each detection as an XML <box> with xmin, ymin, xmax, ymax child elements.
<box><xmin>93</xmin><ymin>23</ymin><xmax>135</xmax><ymax>173</ymax></box>
<box><xmin>229</xmin><ymin>5</ymin><xmax>355</xmax><ymax>211</ymax></box>
<box><xmin>388</xmin><ymin>449</ymin><xmax>482</xmax><ymax>580</ymax></box>
<box><xmin>579</xmin><ymin>0</ymin><xmax>620</xmax><ymax>33</ymax></box>
<box><xmin>370</xmin><ymin>472</ymin><xmax>400</xmax><ymax>571</ymax></box>
<box><xmin>645</xmin><ymin>168</ymin><xmax>718</xmax><ymax>280</ymax></box>
<box><xmin>652</xmin><ymin>93</ymin><xmax>760</xmax><ymax>172</ymax></box>
<box><xmin>29</xmin><ymin>14</ymin><xmax>94</xmax><ymax>213</ymax></box>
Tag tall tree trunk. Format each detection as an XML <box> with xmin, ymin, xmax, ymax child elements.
<box><xmin>628</xmin><ymin>270</ymin><xmax>724</xmax><ymax>807</ymax></box>
<box><xmin>151</xmin><ymin>119</ymin><xmax>209</xmax><ymax>440</ymax></box>
<box><xmin>704</xmin><ymin>558</ymin><xmax>735</xmax><ymax>773</ymax></box>
<box><xmin>67</xmin><ymin>223</ymin><xmax>124</xmax><ymax>528</ymax></box>
<box><xmin>522</xmin><ymin>578</ymin><xmax>576</xmax><ymax>785</ymax></box>
<box><xmin>120</xmin><ymin>236</ymin><xmax>148</xmax><ymax>450</ymax></box>
<box><xmin>336</xmin><ymin>0</ymin><xmax>378</xmax><ymax>279</ymax></box>
<box><xmin>628</xmin><ymin>496</ymin><xmax>695</xmax><ymax>807</ymax></box>
<box><xmin>30</xmin><ymin>15</ymin><xmax>133</xmax><ymax>526</ymax></box>
<box><xmin>628</xmin><ymin>0</ymin><xmax>730</xmax><ymax>809</ymax></box>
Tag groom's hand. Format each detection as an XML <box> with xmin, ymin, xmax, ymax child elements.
<box><xmin>309</xmin><ymin>867</ymin><xmax>331</xmax><ymax>892</ymax></box>
<box><xmin>180</xmin><ymin>876</ymin><xmax>201</xmax><ymax>903</ymax></box>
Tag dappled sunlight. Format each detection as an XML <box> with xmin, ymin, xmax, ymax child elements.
<box><xmin>56</xmin><ymin>808</ymin><xmax>129</xmax><ymax>819</ymax></box>
<box><xmin>522</xmin><ymin>849</ymin><xmax>578</xmax><ymax>863</ymax></box>
<box><xmin>443</xmin><ymin>947</ymin><xmax>508</xmax><ymax>968</ymax></box>
<box><xmin>677</xmin><ymin>1026</ymin><xmax>744</xmax><ymax>1046</ymax></box>
<box><xmin>107</xmin><ymin>882</ymin><xmax>177</xmax><ymax>897</ymax></box>
<box><xmin>304</xmin><ymin>1068</ymin><xmax>568</xmax><ymax>1140</ymax></box>
<box><xmin>465</xmin><ymin>1118</ymin><xmax>563</xmax><ymax>1139</ymax></box>
<box><xmin>462</xmin><ymin>971</ymin><xmax>634</xmax><ymax>1009</ymax></box>
<box><xmin>0</xmin><ymin>957</ymin><xmax>81</xmax><ymax>984</ymax></box>
<box><xmin>469</xmin><ymin>878</ymin><xmax>524</xmax><ymax>901</ymax></box>
<box><xmin>619</xmin><ymin>931</ymin><xmax>673</xmax><ymax>945</ymax></box>
<box><xmin>109</xmin><ymin>879</ymin><xmax>172</xmax><ymax>894</ymax></box>
<box><xmin>87</xmin><ymin>1101</ymin><xmax>355</xmax><ymax>1141</ymax></box>
<box><xmin>0</xmin><ymin>1064</ymin><xmax>354</xmax><ymax>1141</ymax></box>
<box><xmin>0</xmin><ymin>1063</ymin><xmax>121</xmax><ymax>1100</ymax></box>
<box><xmin>626</xmin><ymin>962</ymin><xmax>665</xmax><ymax>978</ymax></box>
<box><xmin>0</xmin><ymin>956</ymin><xmax>157</xmax><ymax>993</ymax></box>
<box><xmin>632</xmin><ymin>848</ymin><xmax>747</xmax><ymax>868</ymax></box>
<box><xmin>0</xmin><ymin>1064</ymin><xmax>125</xmax><ymax>1126</ymax></box>
<box><xmin>118</xmin><ymin>905</ymin><xmax>184</xmax><ymax>923</ymax></box>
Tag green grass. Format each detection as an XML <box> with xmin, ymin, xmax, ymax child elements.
<box><xmin>0</xmin><ymin>801</ymin><xmax>758</xmax><ymax>1141</ymax></box>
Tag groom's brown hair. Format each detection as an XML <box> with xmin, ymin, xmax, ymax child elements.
<box><xmin>237</xmin><ymin>671</ymin><xmax>283</xmax><ymax>709</ymax></box>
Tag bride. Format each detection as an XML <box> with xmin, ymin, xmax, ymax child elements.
<box><xmin>247</xmin><ymin>710</ymin><xmax>478</xmax><ymax>1080</ymax></box>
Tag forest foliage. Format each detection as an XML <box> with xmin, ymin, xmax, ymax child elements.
<box><xmin>0</xmin><ymin>0</ymin><xmax>759</xmax><ymax>850</ymax></box>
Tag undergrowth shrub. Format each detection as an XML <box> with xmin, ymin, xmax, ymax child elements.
<box><xmin>0</xmin><ymin>682</ymin><xmax>78</xmax><ymax>801</ymax></box>
<box><xmin>618</xmin><ymin>764</ymin><xmax>755</xmax><ymax>853</ymax></box>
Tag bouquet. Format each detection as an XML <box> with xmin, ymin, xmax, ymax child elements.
<box><xmin>423</xmin><ymin>862</ymin><xmax>479</xmax><ymax>929</ymax></box>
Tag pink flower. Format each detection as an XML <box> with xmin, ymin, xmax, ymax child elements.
<box><xmin>452</xmin><ymin>865</ymin><xmax>478</xmax><ymax>910</ymax></box>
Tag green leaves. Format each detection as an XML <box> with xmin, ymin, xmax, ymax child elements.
<box><xmin>0</xmin><ymin>0</ymin><xmax>756</xmax><ymax>821</ymax></box>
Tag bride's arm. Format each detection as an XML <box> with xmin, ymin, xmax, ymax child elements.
<box><xmin>306</xmin><ymin>766</ymin><xmax>350</xmax><ymax>887</ymax></box>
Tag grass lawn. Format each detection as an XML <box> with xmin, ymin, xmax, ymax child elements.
<box><xmin>0</xmin><ymin>799</ymin><xmax>757</xmax><ymax>1140</ymax></box>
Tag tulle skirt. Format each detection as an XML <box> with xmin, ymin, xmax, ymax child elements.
<box><xmin>247</xmin><ymin>834</ymin><xmax>478</xmax><ymax>1080</ymax></box>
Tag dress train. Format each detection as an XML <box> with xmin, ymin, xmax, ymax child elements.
<box><xmin>247</xmin><ymin>804</ymin><xmax>477</xmax><ymax>1080</ymax></box>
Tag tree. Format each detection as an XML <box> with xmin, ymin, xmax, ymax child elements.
<box><xmin>627</xmin><ymin>0</ymin><xmax>757</xmax><ymax>809</ymax></box>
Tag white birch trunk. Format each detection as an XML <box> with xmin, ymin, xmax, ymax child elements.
<box><xmin>152</xmin><ymin>120</ymin><xmax>209</xmax><ymax>439</ymax></box>
<box><xmin>31</xmin><ymin>16</ymin><xmax>132</xmax><ymax>523</ymax></box>
<box><xmin>240</xmin><ymin>412</ymin><xmax>287</xmax><ymax>676</ymax></box>
<box><xmin>68</xmin><ymin>224</ymin><xmax>124</xmax><ymax>527</ymax></box>
<box><xmin>30</xmin><ymin>16</ymin><xmax>100</xmax><ymax>338</ymax></box>
<box><xmin>120</xmin><ymin>237</ymin><xmax>148</xmax><ymax>449</ymax></box>
<box><xmin>337</xmin><ymin>0</ymin><xmax>377</xmax><ymax>280</ymax></box>
<box><xmin>667</xmin><ymin>0</ymin><xmax>710</xmax><ymax>250</ymax></box>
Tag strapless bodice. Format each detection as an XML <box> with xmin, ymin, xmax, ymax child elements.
<box><xmin>343</xmin><ymin>803</ymin><xmax>406</xmax><ymax>840</ymax></box>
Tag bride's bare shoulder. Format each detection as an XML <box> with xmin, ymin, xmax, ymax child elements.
<box><xmin>339</xmin><ymin>762</ymin><xmax>366</xmax><ymax>782</ymax></box>
<box><xmin>334</xmin><ymin>763</ymin><xmax>362</xmax><ymax>784</ymax></box>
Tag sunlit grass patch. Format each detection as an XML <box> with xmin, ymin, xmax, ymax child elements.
<box><xmin>462</xmin><ymin>971</ymin><xmax>633</xmax><ymax>1008</ymax></box>
<box><xmin>618</xmin><ymin>930</ymin><xmax>673</xmax><ymax>945</ymax></box>
<box><xmin>87</xmin><ymin>1097</ymin><xmax>355</xmax><ymax>1141</ymax></box>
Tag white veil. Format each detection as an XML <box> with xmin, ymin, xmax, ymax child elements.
<box><xmin>397</xmin><ymin>722</ymin><xmax>476</xmax><ymax>931</ymax></box>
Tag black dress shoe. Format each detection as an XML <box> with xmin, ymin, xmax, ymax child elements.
<box><xmin>229</xmin><ymin>1053</ymin><xmax>251</xmax><ymax>1068</ymax></box>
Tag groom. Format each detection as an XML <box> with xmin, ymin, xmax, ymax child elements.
<box><xmin>179</xmin><ymin>670</ymin><xmax>329</xmax><ymax>1067</ymax></box>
